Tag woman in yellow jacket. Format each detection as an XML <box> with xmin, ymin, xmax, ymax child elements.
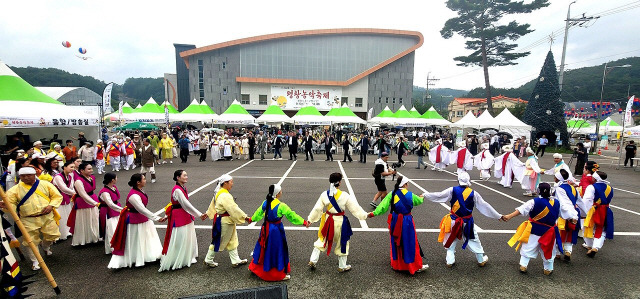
<box><xmin>159</xmin><ymin>133</ymin><xmax>174</xmax><ymax>164</ymax></box>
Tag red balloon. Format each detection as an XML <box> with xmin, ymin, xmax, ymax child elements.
<box><xmin>61</xmin><ymin>41</ymin><xmax>71</xmax><ymax>48</ymax></box>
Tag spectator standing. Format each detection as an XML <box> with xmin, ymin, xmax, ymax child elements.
<box><xmin>536</xmin><ymin>135</ymin><xmax>549</xmax><ymax>157</ymax></box>
<box><xmin>624</xmin><ymin>140</ymin><xmax>637</xmax><ymax>168</ymax></box>
<box><xmin>62</xmin><ymin>140</ymin><xmax>77</xmax><ymax>162</ymax></box>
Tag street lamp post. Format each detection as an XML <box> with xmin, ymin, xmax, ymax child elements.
<box><xmin>595</xmin><ymin>62</ymin><xmax>631</xmax><ymax>153</ymax></box>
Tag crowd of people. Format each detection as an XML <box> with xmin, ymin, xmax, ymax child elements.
<box><xmin>0</xmin><ymin>123</ymin><xmax>619</xmax><ymax>283</ymax></box>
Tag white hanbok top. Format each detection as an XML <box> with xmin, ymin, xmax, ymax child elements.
<box><xmin>172</xmin><ymin>188</ymin><xmax>202</xmax><ymax>217</ymax></box>
<box><xmin>423</xmin><ymin>187</ymin><xmax>502</xmax><ymax>219</ymax></box>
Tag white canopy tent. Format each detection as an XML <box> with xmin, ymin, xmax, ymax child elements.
<box><xmin>451</xmin><ymin>111</ymin><xmax>478</xmax><ymax>128</ymax></box>
<box><xmin>492</xmin><ymin>108</ymin><xmax>532</xmax><ymax>139</ymax></box>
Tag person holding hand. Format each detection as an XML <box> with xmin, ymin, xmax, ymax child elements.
<box><xmin>248</xmin><ymin>184</ymin><xmax>310</xmax><ymax>281</ymax></box>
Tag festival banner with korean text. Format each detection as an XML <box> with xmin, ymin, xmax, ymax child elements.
<box><xmin>271</xmin><ymin>85</ymin><xmax>342</xmax><ymax>110</ymax></box>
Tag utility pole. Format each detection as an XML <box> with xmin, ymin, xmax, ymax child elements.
<box><xmin>558</xmin><ymin>1</ymin><xmax>599</xmax><ymax>92</ymax></box>
<box><xmin>425</xmin><ymin>72</ymin><xmax>439</xmax><ymax>105</ymax></box>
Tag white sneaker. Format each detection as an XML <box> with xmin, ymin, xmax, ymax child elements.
<box><xmin>151</xmin><ymin>179</ymin><xmax>156</xmax><ymax>183</ymax></box>
<box><xmin>169</xmin><ymin>161</ymin><xmax>173</xmax><ymax>164</ymax></box>
<box><xmin>32</xmin><ymin>262</ymin><xmax>40</xmax><ymax>270</ymax></box>
<box><xmin>282</xmin><ymin>275</ymin><xmax>291</xmax><ymax>281</ymax></box>
<box><xmin>44</xmin><ymin>248</ymin><xmax>53</xmax><ymax>256</ymax></box>
<box><xmin>203</xmin><ymin>260</ymin><xmax>218</xmax><ymax>268</ymax></box>
<box><xmin>337</xmin><ymin>265</ymin><xmax>352</xmax><ymax>272</ymax></box>
<box><xmin>416</xmin><ymin>264</ymin><xmax>429</xmax><ymax>272</ymax></box>
<box><xmin>162</xmin><ymin>161</ymin><xmax>167</xmax><ymax>164</ymax></box>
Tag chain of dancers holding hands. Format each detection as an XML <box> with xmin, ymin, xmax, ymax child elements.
<box><xmin>0</xmin><ymin>140</ymin><xmax>614</xmax><ymax>281</ymax></box>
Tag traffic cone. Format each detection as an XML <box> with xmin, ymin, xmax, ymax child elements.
<box><xmin>597</xmin><ymin>148</ymin><xmax>602</xmax><ymax>155</ymax></box>
<box><xmin>605</xmin><ymin>144</ymin><xmax>609</xmax><ymax>150</ymax></box>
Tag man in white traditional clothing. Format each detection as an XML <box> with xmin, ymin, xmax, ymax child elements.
<box><xmin>422</xmin><ymin>172</ymin><xmax>504</xmax><ymax>267</ymax></box>
<box><xmin>307</xmin><ymin>172</ymin><xmax>369</xmax><ymax>272</ymax></box>
<box><xmin>474</xmin><ymin>143</ymin><xmax>494</xmax><ymax>180</ymax></box>
<box><xmin>1</xmin><ymin>167</ymin><xmax>62</xmax><ymax>270</ymax></box>
<box><xmin>518</xmin><ymin>147</ymin><xmax>544</xmax><ymax>197</ymax></box>
<box><xmin>493</xmin><ymin>145</ymin><xmax>524</xmax><ymax>188</ymax></box>
<box><xmin>223</xmin><ymin>136</ymin><xmax>233</xmax><ymax>161</ymax></box>
<box><xmin>203</xmin><ymin>174</ymin><xmax>252</xmax><ymax>268</ymax></box>
<box><xmin>449</xmin><ymin>141</ymin><xmax>473</xmax><ymax>175</ymax></box>
<box><xmin>543</xmin><ymin>153</ymin><xmax>574</xmax><ymax>186</ymax></box>
<box><xmin>429</xmin><ymin>139</ymin><xmax>449</xmax><ymax>171</ymax></box>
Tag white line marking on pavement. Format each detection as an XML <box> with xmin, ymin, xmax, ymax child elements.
<box><xmin>152</xmin><ymin>225</ymin><xmax>640</xmax><ymax>236</ymax></box>
<box><xmin>613</xmin><ymin>187</ymin><xmax>640</xmax><ymax>196</ymax></box>
<box><xmin>248</xmin><ymin>160</ymin><xmax>297</xmax><ymax>227</ymax></box>
<box><xmin>609</xmin><ymin>204</ymin><xmax>640</xmax><ymax>216</ymax></box>
<box><xmin>338</xmin><ymin>161</ymin><xmax>368</xmax><ymax>228</ymax></box>
<box><xmin>153</xmin><ymin>160</ymin><xmax>254</xmax><ymax>216</ymax></box>
<box><xmin>397</xmin><ymin>171</ymin><xmax>483</xmax><ymax>232</ymax></box>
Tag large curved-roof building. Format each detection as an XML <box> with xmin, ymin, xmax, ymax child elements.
<box><xmin>34</xmin><ymin>87</ymin><xmax>102</xmax><ymax>106</ymax></box>
<box><xmin>174</xmin><ymin>28</ymin><xmax>423</xmax><ymax>117</ymax></box>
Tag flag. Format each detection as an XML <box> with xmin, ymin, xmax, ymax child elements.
<box><xmin>118</xmin><ymin>101</ymin><xmax>124</xmax><ymax>121</ymax></box>
<box><xmin>367</xmin><ymin>108</ymin><xmax>374</xmax><ymax>120</ymax></box>
<box><xmin>102</xmin><ymin>83</ymin><xmax>114</xmax><ymax>114</ymax></box>
<box><xmin>164</xmin><ymin>106</ymin><xmax>169</xmax><ymax>126</ymax></box>
<box><xmin>624</xmin><ymin>95</ymin><xmax>635</xmax><ymax>126</ymax></box>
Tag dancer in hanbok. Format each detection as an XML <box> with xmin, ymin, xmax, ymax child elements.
<box><xmin>504</xmin><ymin>183</ymin><xmax>578</xmax><ymax>275</ymax></box>
<box><xmin>159</xmin><ymin>170</ymin><xmax>205</xmax><ymax>272</ymax></box>
<box><xmin>307</xmin><ymin>173</ymin><xmax>369</xmax><ymax>272</ymax></box>
<box><xmin>159</xmin><ymin>133</ymin><xmax>174</xmax><ymax>164</ymax></box>
<box><xmin>223</xmin><ymin>137</ymin><xmax>233</xmax><ymax>161</ymax></box>
<box><xmin>582</xmin><ymin>171</ymin><xmax>614</xmax><ymax>258</ymax></box>
<box><xmin>95</xmin><ymin>139</ymin><xmax>106</xmax><ymax>175</ymax></box>
<box><xmin>123</xmin><ymin>136</ymin><xmax>136</xmax><ymax>170</ymax></box>
<box><xmin>211</xmin><ymin>137</ymin><xmax>222</xmax><ymax>161</ymax></box>
<box><xmin>52</xmin><ymin>160</ymin><xmax>76</xmax><ymax>240</ymax></box>
<box><xmin>369</xmin><ymin>176</ymin><xmax>429</xmax><ymax>274</ymax></box>
<box><xmin>518</xmin><ymin>148</ymin><xmax>543</xmax><ymax>196</ymax></box>
<box><xmin>98</xmin><ymin>172</ymin><xmax>123</xmax><ymax>254</ymax></box>
<box><xmin>473</xmin><ymin>143</ymin><xmax>494</xmax><ymax>180</ymax></box>
<box><xmin>422</xmin><ymin>172</ymin><xmax>503</xmax><ymax>267</ymax></box>
<box><xmin>429</xmin><ymin>140</ymin><xmax>449</xmax><ymax>171</ymax></box>
<box><xmin>449</xmin><ymin>141</ymin><xmax>473</xmax><ymax>175</ymax></box>
<box><xmin>68</xmin><ymin>163</ymin><xmax>100</xmax><ymax>246</ymax></box>
<box><xmin>494</xmin><ymin>145</ymin><xmax>524</xmax><ymax>188</ymax></box>
<box><xmin>109</xmin><ymin>173</ymin><xmax>165</xmax><ymax>268</ymax></box>
<box><xmin>248</xmin><ymin>184</ymin><xmax>309</xmax><ymax>281</ymax></box>
<box><xmin>203</xmin><ymin>174</ymin><xmax>252</xmax><ymax>268</ymax></box>
<box><xmin>553</xmin><ymin>169</ymin><xmax>583</xmax><ymax>260</ymax></box>
<box><xmin>107</xmin><ymin>138</ymin><xmax>122</xmax><ymax>172</ymax></box>
<box><xmin>544</xmin><ymin>153</ymin><xmax>574</xmax><ymax>186</ymax></box>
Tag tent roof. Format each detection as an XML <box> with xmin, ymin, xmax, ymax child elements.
<box><xmin>600</xmin><ymin>117</ymin><xmax>620</xmax><ymax>127</ymax></box>
<box><xmin>0</xmin><ymin>61</ymin><xmax>62</xmax><ymax>104</ymax></box>
<box><xmin>257</xmin><ymin>105</ymin><xmax>292</xmax><ymax>123</ymax></box>
<box><xmin>494</xmin><ymin>108</ymin><xmax>531</xmax><ymax>129</ymax></box>
<box><xmin>136</xmin><ymin>97</ymin><xmax>163</xmax><ymax>113</ymax></box>
<box><xmin>567</xmin><ymin>119</ymin><xmax>591</xmax><ymax>128</ymax></box>
<box><xmin>421</xmin><ymin>107</ymin><xmax>445</xmax><ymax>120</ymax></box>
<box><xmin>121</xmin><ymin>102</ymin><xmax>134</xmax><ymax>114</ymax></box>
<box><xmin>294</xmin><ymin>105</ymin><xmax>323</xmax><ymax>116</ymax></box>
<box><xmin>374</xmin><ymin>106</ymin><xmax>394</xmax><ymax>118</ymax></box>
<box><xmin>409</xmin><ymin>107</ymin><xmax>422</xmax><ymax>118</ymax></box>
<box><xmin>262</xmin><ymin>104</ymin><xmax>287</xmax><ymax>115</ymax></box>
<box><xmin>160</xmin><ymin>100</ymin><xmax>179</xmax><ymax>114</ymax></box>
<box><xmin>221</xmin><ymin>99</ymin><xmax>251</xmax><ymax>115</ymax></box>
<box><xmin>181</xmin><ymin>99</ymin><xmax>207</xmax><ymax>114</ymax></box>
<box><xmin>392</xmin><ymin>105</ymin><xmax>414</xmax><ymax>119</ymax></box>
<box><xmin>451</xmin><ymin>111</ymin><xmax>477</xmax><ymax>127</ymax></box>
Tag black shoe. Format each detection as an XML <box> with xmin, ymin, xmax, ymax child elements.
<box><xmin>326</xmin><ymin>159</ymin><xmax>329</xmax><ymax>161</ymax></box>
<box><xmin>342</xmin><ymin>160</ymin><xmax>346</xmax><ymax>162</ymax></box>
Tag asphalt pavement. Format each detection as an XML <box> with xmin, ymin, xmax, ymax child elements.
<box><xmin>17</xmin><ymin>149</ymin><xmax>640</xmax><ymax>298</ymax></box>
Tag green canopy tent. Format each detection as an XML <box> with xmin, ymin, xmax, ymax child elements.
<box><xmin>369</xmin><ymin>106</ymin><xmax>395</xmax><ymax>125</ymax></box>
<box><xmin>392</xmin><ymin>105</ymin><xmax>425</xmax><ymax>127</ymax></box>
<box><xmin>326</xmin><ymin>103</ymin><xmax>365</xmax><ymax>124</ymax></box>
<box><xmin>126</xmin><ymin>98</ymin><xmax>166</xmax><ymax>123</ymax></box>
<box><xmin>291</xmin><ymin>105</ymin><xmax>329</xmax><ymax>125</ymax></box>
<box><xmin>198</xmin><ymin>101</ymin><xmax>216</xmax><ymax>114</ymax></box>
<box><xmin>420</xmin><ymin>107</ymin><xmax>452</xmax><ymax>126</ymax></box>
<box><xmin>409</xmin><ymin>107</ymin><xmax>422</xmax><ymax>118</ymax></box>
<box><xmin>176</xmin><ymin>99</ymin><xmax>218</xmax><ymax>122</ymax></box>
<box><xmin>160</xmin><ymin>100</ymin><xmax>179</xmax><ymax>114</ymax></box>
<box><xmin>217</xmin><ymin>99</ymin><xmax>255</xmax><ymax>124</ymax></box>
<box><xmin>0</xmin><ymin>60</ymin><xmax>100</xmax><ymax>144</ymax></box>
<box><xmin>115</xmin><ymin>121</ymin><xmax>159</xmax><ymax>131</ymax></box>
<box><xmin>256</xmin><ymin>103</ymin><xmax>292</xmax><ymax>123</ymax></box>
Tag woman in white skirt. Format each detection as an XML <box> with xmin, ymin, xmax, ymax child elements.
<box><xmin>159</xmin><ymin>170</ymin><xmax>206</xmax><ymax>272</ymax></box>
<box><xmin>98</xmin><ymin>172</ymin><xmax>123</xmax><ymax>254</ymax></box>
<box><xmin>109</xmin><ymin>173</ymin><xmax>166</xmax><ymax>269</ymax></box>
<box><xmin>69</xmin><ymin>162</ymin><xmax>100</xmax><ymax>246</ymax></box>
<box><xmin>211</xmin><ymin>137</ymin><xmax>222</xmax><ymax>161</ymax></box>
<box><xmin>52</xmin><ymin>160</ymin><xmax>76</xmax><ymax>240</ymax></box>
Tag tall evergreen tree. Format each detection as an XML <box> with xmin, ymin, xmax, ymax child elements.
<box><xmin>523</xmin><ymin>50</ymin><xmax>568</xmax><ymax>146</ymax></box>
<box><xmin>440</xmin><ymin>0</ymin><xmax>549</xmax><ymax>114</ymax></box>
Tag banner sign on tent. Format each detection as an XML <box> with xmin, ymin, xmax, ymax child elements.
<box><xmin>164</xmin><ymin>106</ymin><xmax>169</xmax><ymax>125</ymax></box>
<box><xmin>102</xmin><ymin>83</ymin><xmax>114</xmax><ymax>114</ymax></box>
<box><xmin>271</xmin><ymin>85</ymin><xmax>342</xmax><ymax>110</ymax></box>
<box><xmin>1</xmin><ymin>117</ymin><xmax>98</xmax><ymax>128</ymax></box>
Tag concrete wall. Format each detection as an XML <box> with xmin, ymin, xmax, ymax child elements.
<box><xmin>367</xmin><ymin>52</ymin><xmax>415</xmax><ymax>116</ymax></box>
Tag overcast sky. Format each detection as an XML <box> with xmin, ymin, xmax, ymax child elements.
<box><xmin>1</xmin><ymin>0</ymin><xmax>639</xmax><ymax>91</ymax></box>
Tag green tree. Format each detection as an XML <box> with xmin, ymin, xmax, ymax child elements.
<box><xmin>440</xmin><ymin>0</ymin><xmax>549</xmax><ymax>115</ymax></box>
<box><xmin>522</xmin><ymin>51</ymin><xmax>568</xmax><ymax>147</ymax></box>
<box><xmin>507</xmin><ymin>102</ymin><xmax>527</xmax><ymax>119</ymax></box>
